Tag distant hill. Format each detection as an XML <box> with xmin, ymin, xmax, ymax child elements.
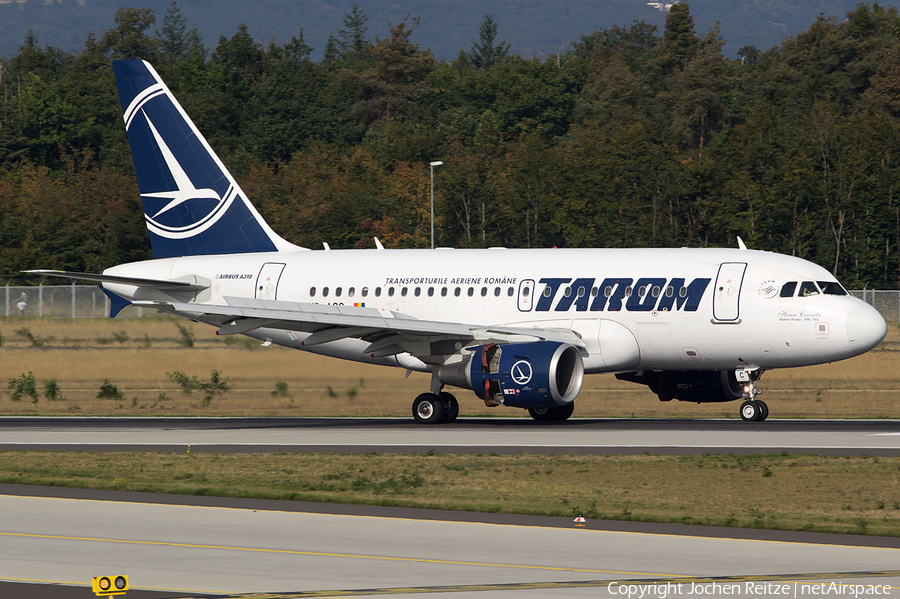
<box><xmin>0</xmin><ymin>0</ymin><xmax>896</xmax><ymax>61</ymax></box>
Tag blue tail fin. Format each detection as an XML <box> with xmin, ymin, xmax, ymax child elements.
<box><xmin>112</xmin><ymin>60</ymin><xmax>299</xmax><ymax>259</ymax></box>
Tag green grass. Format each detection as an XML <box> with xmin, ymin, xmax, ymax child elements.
<box><xmin>1</xmin><ymin>451</ymin><xmax>899</xmax><ymax>537</ymax></box>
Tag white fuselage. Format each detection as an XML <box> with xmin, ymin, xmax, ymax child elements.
<box><xmin>102</xmin><ymin>246</ymin><xmax>887</xmax><ymax>375</ymax></box>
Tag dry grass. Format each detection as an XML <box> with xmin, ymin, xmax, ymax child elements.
<box><xmin>1</xmin><ymin>318</ymin><xmax>898</xmax><ymax>418</ymax></box>
<box><xmin>0</xmin><ymin>451</ymin><xmax>898</xmax><ymax>536</ymax></box>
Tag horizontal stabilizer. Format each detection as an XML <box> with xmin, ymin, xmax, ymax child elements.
<box><xmin>24</xmin><ymin>270</ymin><xmax>210</xmax><ymax>292</ymax></box>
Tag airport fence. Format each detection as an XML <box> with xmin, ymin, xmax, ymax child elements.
<box><xmin>1</xmin><ymin>284</ymin><xmax>899</xmax><ymax>322</ymax></box>
<box><xmin>1</xmin><ymin>284</ymin><xmax>159</xmax><ymax>318</ymax></box>
<box><xmin>849</xmin><ymin>290</ymin><xmax>900</xmax><ymax>324</ymax></box>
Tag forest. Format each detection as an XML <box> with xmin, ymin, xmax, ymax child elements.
<box><xmin>0</xmin><ymin>2</ymin><xmax>899</xmax><ymax>289</ymax></box>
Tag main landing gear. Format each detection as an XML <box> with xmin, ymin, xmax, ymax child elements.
<box><xmin>412</xmin><ymin>392</ymin><xmax>459</xmax><ymax>424</ymax></box>
<box><xmin>737</xmin><ymin>367</ymin><xmax>768</xmax><ymax>422</ymax></box>
<box><xmin>528</xmin><ymin>403</ymin><xmax>575</xmax><ymax>422</ymax></box>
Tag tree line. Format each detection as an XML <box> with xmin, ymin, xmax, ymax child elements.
<box><xmin>1</xmin><ymin>1</ymin><xmax>899</xmax><ymax>289</ymax></box>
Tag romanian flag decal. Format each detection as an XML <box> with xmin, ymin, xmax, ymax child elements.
<box><xmin>354</xmin><ymin>302</ymin><xmax>365</xmax><ymax>307</ymax></box>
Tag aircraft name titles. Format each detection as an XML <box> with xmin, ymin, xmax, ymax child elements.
<box><xmin>535</xmin><ymin>276</ymin><xmax>712</xmax><ymax>312</ymax></box>
<box><xmin>384</xmin><ymin>276</ymin><xmax>519</xmax><ymax>286</ymax></box>
<box><xmin>777</xmin><ymin>310</ymin><xmax>821</xmax><ymax>322</ymax></box>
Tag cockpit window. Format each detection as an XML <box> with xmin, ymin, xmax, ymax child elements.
<box><xmin>817</xmin><ymin>281</ymin><xmax>848</xmax><ymax>296</ymax></box>
<box><xmin>780</xmin><ymin>282</ymin><xmax>797</xmax><ymax>297</ymax></box>
<box><xmin>798</xmin><ymin>281</ymin><xmax>820</xmax><ymax>297</ymax></box>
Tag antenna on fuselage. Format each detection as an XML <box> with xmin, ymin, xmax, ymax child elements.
<box><xmin>323</xmin><ymin>242</ymin><xmax>331</xmax><ymax>250</ymax></box>
<box><xmin>737</xmin><ymin>236</ymin><xmax>748</xmax><ymax>250</ymax></box>
<box><xmin>374</xmin><ymin>237</ymin><xmax>385</xmax><ymax>250</ymax></box>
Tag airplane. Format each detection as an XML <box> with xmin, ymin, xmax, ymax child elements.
<box><xmin>29</xmin><ymin>60</ymin><xmax>889</xmax><ymax>424</ymax></box>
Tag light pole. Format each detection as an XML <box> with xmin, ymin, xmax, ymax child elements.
<box><xmin>429</xmin><ymin>161</ymin><xmax>443</xmax><ymax>249</ymax></box>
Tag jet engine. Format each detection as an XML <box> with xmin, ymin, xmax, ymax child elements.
<box><xmin>616</xmin><ymin>370</ymin><xmax>745</xmax><ymax>403</ymax></box>
<box><xmin>437</xmin><ymin>341</ymin><xmax>584</xmax><ymax>408</ymax></box>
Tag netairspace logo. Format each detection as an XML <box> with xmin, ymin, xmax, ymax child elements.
<box><xmin>606</xmin><ymin>582</ymin><xmax>893</xmax><ymax>598</ymax></box>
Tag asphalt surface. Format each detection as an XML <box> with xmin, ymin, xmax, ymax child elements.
<box><xmin>1</xmin><ymin>416</ymin><xmax>899</xmax><ymax>455</ymax></box>
<box><xmin>1</xmin><ymin>487</ymin><xmax>898</xmax><ymax>599</ymax></box>
<box><xmin>2</xmin><ymin>418</ymin><xmax>899</xmax><ymax>598</ymax></box>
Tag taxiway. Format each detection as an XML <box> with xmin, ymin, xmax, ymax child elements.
<box><xmin>0</xmin><ymin>488</ymin><xmax>898</xmax><ymax>598</ymax></box>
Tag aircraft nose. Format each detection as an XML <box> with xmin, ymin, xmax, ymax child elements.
<box><xmin>846</xmin><ymin>303</ymin><xmax>887</xmax><ymax>353</ymax></box>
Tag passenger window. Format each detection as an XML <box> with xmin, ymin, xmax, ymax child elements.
<box><xmin>494</xmin><ymin>287</ymin><xmax>501</xmax><ymax>297</ymax></box>
<box><xmin>604</xmin><ymin>286</ymin><xmax>613</xmax><ymax>297</ymax></box>
<box><xmin>577</xmin><ymin>286</ymin><xmax>585</xmax><ymax>297</ymax></box>
<box><xmin>481</xmin><ymin>287</ymin><xmax>487</xmax><ymax>297</ymax></box>
<box><xmin>468</xmin><ymin>287</ymin><xmax>474</xmax><ymax>297</ymax></box>
<box><xmin>564</xmin><ymin>286</ymin><xmax>572</xmax><ymax>297</ymax></box>
<box><xmin>507</xmin><ymin>287</ymin><xmax>514</xmax><ymax>296</ymax></box>
<box><xmin>401</xmin><ymin>287</ymin><xmax>408</xmax><ymax>297</ymax></box>
<box><xmin>348</xmin><ymin>287</ymin><xmax>355</xmax><ymax>297</ymax></box>
<box><xmin>336</xmin><ymin>287</ymin><xmax>342</xmax><ymax>297</ymax></box>
<box><xmin>798</xmin><ymin>281</ymin><xmax>820</xmax><ymax>297</ymax></box>
<box><xmin>523</xmin><ymin>287</ymin><xmax>530</xmax><ymax>297</ymax></box>
<box><xmin>428</xmin><ymin>287</ymin><xmax>434</xmax><ymax>297</ymax></box>
<box><xmin>625</xmin><ymin>286</ymin><xmax>633</xmax><ymax>297</ymax></box>
<box><xmin>638</xmin><ymin>286</ymin><xmax>646</xmax><ymax>297</ymax></box>
<box><xmin>591</xmin><ymin>287</ymin><xmax>598</xmax><ymax>297</ymax></box>
<box><xmin>362</xmin><ymin>287</ymin><xmax>368</xmax><ymax>297</ymax></box>
<box><xmin>780</xmin><ymin>282</ymin><xmax>797</xmax><ymax>297</ymax></box>
<box><xmin>652</xmin><ymin>286</ymin><xmax>660</xmax><ymax>298</ymax></box>
<box><xmin>414</xmin><ymin>287</ymin><xmax>421</xmax><ymax>297</ymax></box>
<box><xmin>679</xmin><ymin>287</ymin><xmax>687</xmax><ymax>297</ymax></box>
<box><xmin>818</xmin><ymin>281</ymin><xmax>848</xmax><ymax>296</ymax></box>
<box><xmin>441</xmin><ymin>287</ymin><xmax>448</xmax><ymax>297</ymax></box>
<box><xmin>310</xmin><ymin>287</ymin><xmax>316</xmax><ymax>297</ymax></box>
<box><xmin>543</xmin><ymin>286</ymin><xmax>552</xmax><ymax>297</ymax></box>
<box><xmin>388</xmin><ymin>287</ymin><xmax>395</xmax><ymax>297</ymax></box>
<box><xmin>375</xmin><ymin>287</ymin><xmax>382</xmax><ymax>297</ymax></box>
<box><xmin>323</xmin><ymin>287</ymin><xmax>329</xmax><ymax>297</ymax></box>
<box><xmin>454</xmin><ymin>287</ymin><xmax>461</xmax><ymax>297</ymax></box>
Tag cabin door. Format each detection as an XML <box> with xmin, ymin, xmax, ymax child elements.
<box><xmin>517</xmin><ymin>279</ymin><xmax>535</xmax><ymax>312</ymax></box>
<box><xmin>255</xmin><ymin>263</ymin><xmax>286</xmax><ymax>300</ymax></box>
<box><xmin>713</xmin><ymin>262</ymin><xmax>747</xmax><ymax>322</ymax></box>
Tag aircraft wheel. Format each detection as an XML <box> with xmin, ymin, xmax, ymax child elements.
<box><xmin>554</xmin><ymin>402</ymin><xmax>575</xmax><ymax>421</ymax></box>
<box><xmin>757</xmin><ymin>400</ymin><xmax>769</xmax><ymax>421</ymax></box>
<box><xmin>740</xmin><ymin>400</ymin><xmax>762</xmax><ymax>422</ymax></box>
<box><xmin>528</xmin><ymin>403</ymin><xmax>574</xmax><ymax>422</ymax></box>
<box><xmin>440</xmin><ymin>392</ymin><xmax>459</xmax><ymax>423</ymax></box>
<box><xmin>413</xmin><ymin>393</ymin><xmax>446</xmax><ymax>424</ymax></box>
<box><xmin>528</xmin><ymin>406</ymin><xmax>553</xmax><ymax>421</ymax></box>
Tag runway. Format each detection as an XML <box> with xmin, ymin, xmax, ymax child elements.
<box><xmin>2</xmin><ymin>418</ymin><xmax>900</xmax><ymax>598</ymax></box>
<box><xmin>1</xmin><ymin>487</ymin><xmax>898</xmax><ymax>599</ymax></box>
<box><xmin>1</xmin><ymin>417</ymin><xmax>900</xmax><ymax>455</ymax></box>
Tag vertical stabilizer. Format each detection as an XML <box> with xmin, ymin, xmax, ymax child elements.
<box><xmin>112</xmin><ymin>60</ymin><xmax>300</xmax><ymax>258</ymax></box>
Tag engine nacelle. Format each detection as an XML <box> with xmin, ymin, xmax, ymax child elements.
<box><xmin>439</xmin><ymin>341</ymin><xmax>584</xmax><ymax>408</ymax></box>
<box><xmin>617</xmin><ymin>370</ymin><xmax>745</xmax><ymax>403</ymax></box>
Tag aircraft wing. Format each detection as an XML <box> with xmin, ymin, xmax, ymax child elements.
<box><xmin>134</xmin><ymin>296</ymin><xmax>584</xmax><ymax>363</ymax></box>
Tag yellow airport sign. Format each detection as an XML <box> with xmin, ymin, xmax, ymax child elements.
<box><xmin>92</xmin><ymin>574</ymin><xmax>128</xmax><ymax>596</ymax></box>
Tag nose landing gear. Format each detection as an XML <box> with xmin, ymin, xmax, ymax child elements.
<box><xmin>737</xmin><ymin>367</ymin><xmax>768</xmax><ymax>422</ymax></box>
<box><xmin>740</xmin><ymin>399</ymin><xmax>768</xmax><ymax>422</ymax></box>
